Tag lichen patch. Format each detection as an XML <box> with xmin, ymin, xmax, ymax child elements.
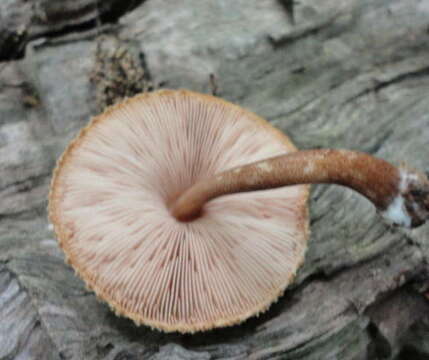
<box><xmin>90</xmin><ymin>35</ymin><xmax>155</xmax><ymax>112</ymax></box>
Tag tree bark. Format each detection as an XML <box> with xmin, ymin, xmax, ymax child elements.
<box><xmin>1</xmin><ymin>0</ymin><xmax>429</xmax><ymax>359</ymax></box>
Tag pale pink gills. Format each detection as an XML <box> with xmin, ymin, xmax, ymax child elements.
<box><xmin>49</xmin><ymin>90</ymin><xmax>309</xmax><ymax>333</ymax></box>
<box><xmin>50</xmin><ymin>89</ymin><xmax>429</xmax><ymax>334</ymax></box>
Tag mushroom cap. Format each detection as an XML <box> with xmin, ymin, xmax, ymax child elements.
<box><xmin>49</xmin><ymin>89</ymin><xmax>309</xmax><ymax>333</ymax></box>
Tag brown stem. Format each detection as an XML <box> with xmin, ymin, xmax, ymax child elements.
<box><xmin>170</xmin><ymin>149</ymin><xmax>429</xmax><ymax>228</ymax></box>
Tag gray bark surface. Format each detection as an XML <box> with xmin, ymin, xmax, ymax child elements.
<box><xmin>1</xmin><ymin>0</ymin><xmax>429</xmax><ymax>359</ymax></box>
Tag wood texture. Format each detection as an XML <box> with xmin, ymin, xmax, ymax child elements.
<box><xmin>1</xmin><ymin>0</ymin><xmax>429</xmax><ymax>359</ymax></box>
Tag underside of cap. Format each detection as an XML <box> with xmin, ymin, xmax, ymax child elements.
<box><xmin>48</xmin><ymin>89</ymin><xmax>310</xmax><ymax>333</ymax></box>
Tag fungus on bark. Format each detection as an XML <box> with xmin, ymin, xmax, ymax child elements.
<box><xmin>49</xmin><ymin>89</ymin><xmax>429</xmax><ymax>333</ymax></box>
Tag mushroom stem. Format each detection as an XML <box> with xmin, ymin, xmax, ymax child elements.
<box><xmin>171</xmin><ymin>149</ymin><xmax>429</xmax><ymax>228</ymax></box>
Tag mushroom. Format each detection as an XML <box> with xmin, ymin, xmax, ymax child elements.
<box><xmin>49</xmin><ymin>89</ymin><xmax>429</xmax><ymax>333</ymax></box>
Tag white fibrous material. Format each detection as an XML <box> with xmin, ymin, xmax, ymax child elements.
<box><xmin>381</xmin><ymin>195</ymin><xmax>411</xmax><ymax>228</ymax></box>
<box><xmin>49</xmin><ymin>90</ymin><xmax>309</xmax><ymax>332</ymax></box>
<box><xmin>380</xmin><ymin>168</ymin><xmax>419</xmax><ymax>228</ymax></box>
